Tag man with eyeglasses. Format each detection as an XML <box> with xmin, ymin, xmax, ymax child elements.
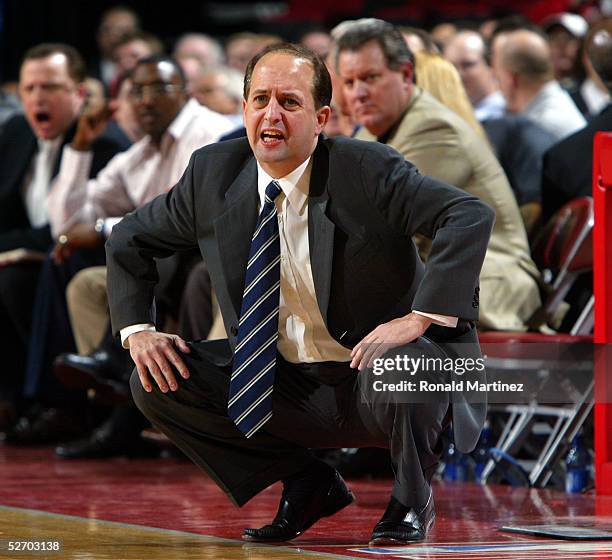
<box><xmin>0</xmin><ymin>43</ymin><xmax>129</xmax><ymax>431</ymax></box>
<box><xmin>48</xmin><ymin>54</ymin><xmax>233</xmax><ymax>249</ymax></box>
<box><xmin>4</xmin><ymin>55</ymin><xmax>234</xmax><ymax>446</ymax></box>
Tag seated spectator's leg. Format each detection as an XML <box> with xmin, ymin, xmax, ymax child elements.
<box><xmin>177</xmin><ymin>260</ymin><xmax>213</xmax><ymax>341</ymax></box>
<box><xmin>66</xmin><ymin>266</ymin><xmax>109</xmax><ymax>355</ymax></box>
<box><xmin>0</xmin><ymin>262</ymin><xmax>42</xmax><ymax>415</ymax></box>
<box><xmin>23</xmin><ymin>248</ymin><xmax>105</xmax><ymax>403</ymax></box>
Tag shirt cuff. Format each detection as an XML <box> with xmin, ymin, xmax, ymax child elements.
<box><xmin>412</xmin><ymin>311</ymin><xmax>458</xmax><ymax>328</ymax></box>
<box><xmin>102</xmin><ymin>217</ymin><xmax>122</xmax><ymax>237</ymax></box>
<box><xmin>120</xmin><ymin>323</ymin><xmax>156</xmax><ymax>348</ymax></box>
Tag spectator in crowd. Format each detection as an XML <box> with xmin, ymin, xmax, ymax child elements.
<box><xmin>444</xmin><ymin>31</ymin><xmax>506</xmax><ymax>121</ymax></box>
<box><xmin>225</xmin><ymin>33</ymin><xmax>264</xmax><ymax>74</ymax></box>
<box><xmin>0</xmin><ymin>44</ymin><xmax>130</xmax><ymax>429</ymax></box>
<box><xmin>399</xmin><ymin>26</ymin><xmax>439</xmax><ymax>54</ymax></box>
<box><xmin>191</xmin><ymin>66</ymin><xmax>244</xmax><ymax>126</ymax></box>
<box><xmin>0</xmin><ymin>86</ymin><xmax>22</xmax><ymax>130</ymax></box>
<box><xmin>173</xmin><ymin>33</ymin><xmax>225</xmax><ymax>68</ymax></box>
<box><xmin>109</xmin><ymin>77</ymin><xmax>144</xmax><ymax>143</ymax></box>
<box><xmin>173</xmin><ymin>33</ymin><xmax>225</xmax><ymax>91</ymax></box>
<box><xmin>444</xmin><ymin>29</ymin><xmax>556</xmax><ymax>231</ymax></box>
<box><xmin>112</xmin><ymin>31</ymin><xmax>164</xmax><ymax>81</ymax></box>
<box><xmin>324</xmin><ymin>89</ymin><xmax>356</xmax><ymax>137</ymax></box>
<box><xmin>492</xmin><ymin>29</ymin><xmax>586</xmax><ymax>141</ymax></box>
<box><xmin>225</xmin><ymin>33</ymin><xmax>282</xmax><ymax>74</ymax></box>
<box><xmin>300</xmin><ymin>28</ymin><xmax>332</xmax><ymax>58</ymax></box>
<box><xmin>336</xmin><ymin>19</ymin><xmax>541</xmax><ymax>332</ymax></box>
<box><xmin>430</xmin><ymin>21</ymin><xmax>457</xmax><ymax>50</ymax></box>
<box><xmin>4</xmin><ymin>55</ymin><xmax>233</xmax><ymax>447</ymax></box>
<box><xmin>542</xmin><ymin>12</ymin><xmax>588</xmax><ymax>89</ymax></box>
<box><xmin>93</xmin><ymin>6</ymin><xmax>141</xmax><ymax>88</ymax></box>
<box><xmin>414</xmin><ymin>50</ymin><xmax>487</xmax><ymax>139</ymax></box>
<box><xmin>568</xmin><ymin>33</ymin><xmax>611</xmax><ymax>119</ymax></box>
<box><xmin>542</xmin><ymin>18</ymin><xmax>612</xmax><ymax>222</ymax></box>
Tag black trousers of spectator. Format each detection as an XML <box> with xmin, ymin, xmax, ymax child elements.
<box><xmin>23</xmin><ymin>249</ymin><xmax>105</xmax><ymax>404</ymax></box>
<box><xmin>0</xmin><ymin>262</ymin><xmax>42</xmax><ymax>404</ymax></box>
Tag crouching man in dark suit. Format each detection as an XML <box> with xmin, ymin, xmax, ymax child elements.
<box><xmin>106</xmin><ymin>43</ymin><xmax>494</xmax><ymax>545</ymax></box>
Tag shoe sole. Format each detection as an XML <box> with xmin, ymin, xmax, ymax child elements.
<box><xmin>368</xmin><ymin>513</ymin><xmax>435</xmax><ymax>546</ymax></box>
<box><xmin>242</xmin><ymin>490</ymin><xmax>356</xmax><ymax>543</ymax></box>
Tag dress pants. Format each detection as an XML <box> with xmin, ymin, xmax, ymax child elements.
<box><xmin>0</xmin><ymin>262</ymin><xmax>42</xmax><ymax>403</ymax></box>
<box><xmin>131</xmin><ymin>338</ymin><xmax>450</xmax><ymax>509</ymax></box>
<box><xmin>66</xmin><ymin>266</ymin><xmax>109</xmax><ymax>355</ymax></box>
<box><xmin>23</xmin><ymin>249</ymin><xmax>105</xmax><ymax>403</ymax></box>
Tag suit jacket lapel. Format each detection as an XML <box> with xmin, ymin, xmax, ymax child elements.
<box><xmin>308</xmin><ymin>140</ymin><xmax>335</xmax><ymax>324</ymax></box>
<box><xmin>213</xmin><ymin>158</ymin><xmax>259</xmax><ymax>319</ymax></box>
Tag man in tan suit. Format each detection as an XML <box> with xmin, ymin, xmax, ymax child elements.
<box><xmin>336</xmin><ymin>19</ymin><xmax>540</xmax><ymax>331</ymax></box>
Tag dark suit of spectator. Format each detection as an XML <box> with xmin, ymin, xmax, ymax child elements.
<box><xmin>542</xmin><ymin>104</ymin><xmax>612</xmax><ymax>221</ymax></box>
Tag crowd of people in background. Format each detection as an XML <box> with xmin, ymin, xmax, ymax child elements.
<box><xmin>0</xmin><ymin>4</ymin><xmax>610</xmax><ymax>475</ymax></box>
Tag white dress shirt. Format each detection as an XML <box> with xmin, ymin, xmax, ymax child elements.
<box><xmin>523</xmin><ymin>81</ymin><xmax>586</xmax><ymax>141</ymax></box>
<box><xmin>48</xmin><ymin>99</ymin><xmax>234</xmax><ymax>238</ymax></box>
<box><xmin>22</xmin><ymin>136</ymin><xmax>62</xmax><ymax>228</ymax></box>
<box><xmin>474</xmin><ymin>91</ymin><xmax>506</xmax><ymax>122</ymax></box>
<box><xmin>121</xmin><ymin>154</ymin><xmax>457</xmax><ymax>353</ymax></box>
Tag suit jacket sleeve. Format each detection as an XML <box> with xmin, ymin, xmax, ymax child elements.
<box><xmin>106</xmin><ymin>151</ymin><xmax>199</xmax><ymax>334</ymax></box>
<box><xmin>358</xmin><ymin>143</ymin><xmax>495</xmax><ymax>320</ymax></box>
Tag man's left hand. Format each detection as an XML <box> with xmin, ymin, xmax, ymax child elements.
<box><xmin>53</xmin><ymin>223</ymin><xmax>103</xmax><ymax>264</ymax></box>
<box><xmin>350</xmin><ymin>312</ymin><xmax>433</xmax><ymax>371</ymax></box>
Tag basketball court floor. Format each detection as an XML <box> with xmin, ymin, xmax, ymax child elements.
<box><xmin>1</xmin><ymin>445</ymin><xmax>612</xmax><ymax>559</ymax></box>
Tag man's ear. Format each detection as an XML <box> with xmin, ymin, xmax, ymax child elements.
<box><xmin>316</xmin><ymin>105</ymin><xmax>331</xmax><ymax>132</ymax></box>
<box><xmin>402</xmin><ymin>61</ymin><xmax>415</xmax><ymax>85</ymax></box>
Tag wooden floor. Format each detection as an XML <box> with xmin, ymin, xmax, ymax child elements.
<box><xmin>1</xmin><ymin>445</ymin><xmax>612</xmax><ymax>559</ymax></box>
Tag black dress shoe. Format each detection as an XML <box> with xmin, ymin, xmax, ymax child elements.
<box><xmin>370</xmin><ymin>492</ymin><xmax>435</xmax><ymax>545</ymax></box>
<box><xmin>243</xmin><ymin>462</ymin><xmax>355</xmax><ymax>542</ymax></box>
<box><xmin>55</xmin><ymin>427</ymin><xmax>159</xmax><ymax>459</ymax></box>
<box><xmin>53</xmin><ymin>352</ymin><xmax>131</xmax><ymax>405</ymax></box>
<box><xmin>4</xmin><ymin>407</ymin><xmax>88</xmax><ymax>445</ymax></box>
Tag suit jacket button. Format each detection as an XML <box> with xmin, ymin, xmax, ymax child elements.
<box><xmin>230</xmin><ymin>326</ymin><xmax>238</xmax><ymax>336</ymax></box>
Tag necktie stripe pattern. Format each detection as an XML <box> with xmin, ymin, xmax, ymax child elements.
<box><xmin>228</xmin><ymin>180</ymin><xmax>282</xmax><ymax>438</ymax></box>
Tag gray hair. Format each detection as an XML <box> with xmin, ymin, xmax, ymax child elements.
<box><xmin>333</xmin><ymin>18</ymin><xmax>415</xmax><ymax>75</ymax></box>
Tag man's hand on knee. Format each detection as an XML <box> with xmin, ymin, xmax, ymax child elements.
<box><xmin>128</xmin><ymin>331</ymin><xmax>191</xmax><ymax>393</ymax></box>
<box><xmin>350</xmin><ymin>313</ymin><xmax>433</xmax><ymax>371</ymax></box>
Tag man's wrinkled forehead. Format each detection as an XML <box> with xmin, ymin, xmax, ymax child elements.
<box><xmin>249</xmin><ymin>53</ymin><xmax>314</xmax><ymax>93</ymax></box>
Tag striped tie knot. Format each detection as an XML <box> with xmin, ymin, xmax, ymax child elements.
<box><xmin>265</xmin><ymin>180</ymin><xmax>282</xmax><ymax>204</ymax></box>
<box><xmin>228</xmin><ymin>179</ymin><xmax>283</xmax><ymax>439</ymax></box>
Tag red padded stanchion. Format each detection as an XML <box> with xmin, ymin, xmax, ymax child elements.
<box><xmin>593</xmin><ymin>132</ymin><xmax>612</xmax><ymax>495</ymax></box>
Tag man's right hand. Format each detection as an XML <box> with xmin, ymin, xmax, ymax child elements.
<box><xmin>128</xmin><ymin>331</ymin><xmax>191</xmax><ymax>393</ymax></box>
<box><xmin>72</xmin><ymin>100</ymin><xmax>113</xmax><ymax>151</ymax></box>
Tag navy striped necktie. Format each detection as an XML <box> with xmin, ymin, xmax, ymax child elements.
<box><xmin>228</xmin><ymin>180</ymin><xmax>283</xmax><ymax>438</ymax></box>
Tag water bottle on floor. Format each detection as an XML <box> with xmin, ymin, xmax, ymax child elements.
<box><xmin>565</xmin><ymin>430</ymin><xmax>591</xmax><ymax>493</ymax></box>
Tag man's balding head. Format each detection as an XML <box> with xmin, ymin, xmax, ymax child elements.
<box><xmin>444</xmin><ymin>30</ymin><xmax>496</xmax><ymax>104</ymax></box>
<box><xmin>586</xmin><ymin>19</ymin><xmax>612</xmax><ymax>94</ymax></box>
<box><xmin>494</xmin><ymin>30</ymin><xmax>554</xmax><ymax>113</ymax></box>
<box><xmin>499</xmin><ymin>30</ymin><xmax>553</xmax><ymax>83</ymax></box>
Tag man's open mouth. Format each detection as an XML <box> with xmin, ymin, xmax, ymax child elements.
<box><xmin>35</xmin><ymin>111</ymin><xmax>50</xmax><ymax>123</ymax></box>
<box><xmin>261</xmin><ymin>130</ymin><xmax>284</xmax><ymax>144</ymax></box>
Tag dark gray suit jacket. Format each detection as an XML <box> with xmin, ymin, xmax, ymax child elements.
<box><xmin>106</xmin><ymin>135</ymin><xmax>495</xmax><ymax>450</ymax></box>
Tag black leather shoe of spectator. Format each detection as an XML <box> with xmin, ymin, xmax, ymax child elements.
<box><xmin>55</xmin><ymin>424</ymin><xmax>159</xmax><ymax>459</ymax></box>
<box><xmin>4</xmin><ymin>407</ymin><xmax>88</xmax><ymax>445</ymax></box>
<box><xmin>53</xmin><ymin>352</ymin><xmax>131</xmax><ymax>405</ymax></box>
